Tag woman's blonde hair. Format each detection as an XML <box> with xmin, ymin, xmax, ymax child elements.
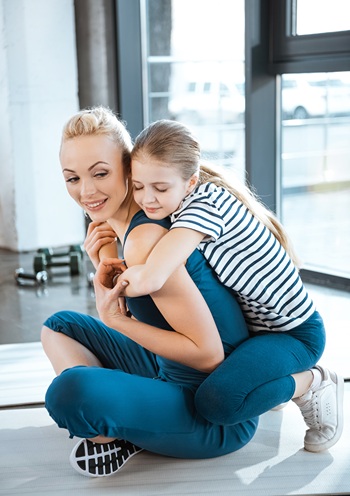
<box><xmin>132</xmin><ymin>119</ymin><xmax>299</xmax><ymax>267</ymax></box>
<box><xmin>60</xmin><ymin>106</ymin><xmax>133</xmax><ymax>169</ymax></box>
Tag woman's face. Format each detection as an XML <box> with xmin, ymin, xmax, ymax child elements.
<box><xmin>60</xmin><ymin>135</ymin><xmax>129</xmax><ymax>222</ymax></box>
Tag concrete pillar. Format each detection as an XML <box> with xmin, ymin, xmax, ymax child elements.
<box><xmin>74</xmin><ymin>0</ymin><xmax>118</xmax><ymax>111</ymax></box>
<box><xmin>0</xmin><ymin>0</ymin><xmax>85</xmax><ymax>251</ymax></box>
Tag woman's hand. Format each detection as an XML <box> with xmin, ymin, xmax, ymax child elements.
<box><xmin>94</xmin><ymin>255</ymin><xmax>224</xmax><ymax>373</ymax></box>
<box><xmin>93</xmin><ymin>258</ymin><xmax>129</xmax><ymax>325</ymax></box>
<box><xmin>84</xmin><ymin>221</ymin><xmax>118</xmax><ymax>269</ymax></box>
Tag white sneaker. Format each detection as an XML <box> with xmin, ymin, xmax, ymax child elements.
<box><xmin>293</xmin><ymin>365</ymin><xmax>344</xmax><ymax>453</ymax></box>
<box><xmin>69</xmin><ymin>438</ymin><xmax>143</xmax><ymax>477</ymax></box>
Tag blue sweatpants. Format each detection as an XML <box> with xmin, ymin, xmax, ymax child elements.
<box><xmin>195</xmin><ymin>310</ymin><xmax>326</xmax><ymax>424</ymax></box>
<box><xmin>44</xmin><ymin>311</ymin><xmax>258</xmax><ymax>459</ymax></box>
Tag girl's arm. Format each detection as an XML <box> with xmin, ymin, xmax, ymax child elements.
<box><xmin>119</xmin><ymin>227</ymin><xmax>205</xmax><ymax>297</ymax></box>
<box><xmin>93</xmin><ymin>224</ymin><xmax>224</xmax><ymax>373</ymax></box>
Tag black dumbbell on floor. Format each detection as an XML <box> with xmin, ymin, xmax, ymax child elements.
<box><xmin>15</xmin><ymin>268</ymin><xmax>48</xmax><ymax>286</ymax></box>
<box><xmin>33</xmin><ymin>245</ymin><xmax>83</xmax><ymax>276</ymax></box>
<box><xmin>37</xmin><ymin>244</ymin><xmax>83</xmax><ymax>258</ymax></box>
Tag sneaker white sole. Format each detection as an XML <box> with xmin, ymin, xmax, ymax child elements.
<box><xmin>69</xmin><ymin>438</ymin><xmax>143</xmax><ymax>477</ymax></box>
<box><xmin>304</xmin><ymin>370</ymin><xmax>344</xmax><ymax>453</ymax></box>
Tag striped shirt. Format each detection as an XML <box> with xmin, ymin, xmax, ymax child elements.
<box><xmin>170</xmin><ymin>182</ymin><xmax>315</xmax><ymax>333</ymax></box>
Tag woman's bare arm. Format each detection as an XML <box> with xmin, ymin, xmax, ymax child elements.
<box><xmin>94</xmin><ymin>223</ymin><xmax>224</xmax><ymax>373</ymax></box>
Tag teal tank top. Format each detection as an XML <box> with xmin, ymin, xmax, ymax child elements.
<box><xmin>123</xmin><ymin>211</ymin><xmax>249</xmax><ymax>388</ymax></box>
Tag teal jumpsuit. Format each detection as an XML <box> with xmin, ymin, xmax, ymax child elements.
<box><xmin>44</xmin><ymin>211</ymin><xmax>258</xmax><ymax>459</ymax></box>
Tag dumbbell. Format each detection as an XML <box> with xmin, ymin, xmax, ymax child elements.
<box><xmin>37</xmin><ymin>244</ymin><xmax>83</xmax><ymax>261</ymax></box>
<box><xmin>34</xmin><ymin>245</ymin><xmax>83</xmax><ymax>276</ymax></box>
<box><xmin>15</xmin><ymin>268</ymin><xmax>48</xmax><ymax>286</ymax></box>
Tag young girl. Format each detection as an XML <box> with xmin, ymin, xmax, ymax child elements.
<box><xmin>118</xmin><ymin>119</ymin><xmax>344</xmax><ymax>453</ymax></box>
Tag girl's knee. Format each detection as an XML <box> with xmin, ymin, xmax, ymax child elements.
<box><xmin>195</xmin><ymin>379</ymin><xmax>243</xmax><ymax>425</ymax></box>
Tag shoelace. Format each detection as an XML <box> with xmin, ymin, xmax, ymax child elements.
<box><xmin>299</xmin><ymin>394</ymin><xmax>320</xmax><ymax>430</ymax></box>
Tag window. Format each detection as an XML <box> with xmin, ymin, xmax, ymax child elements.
<box><xmin>280</xmin><ymin>71</ymin><xmax>350</xmax><ymax>278</ymax></box>
<box><xmin>140</xmin><ymin>0</ymin><xmax>245</xmax><ymax>178</ymax></box>
<box><xmin>267</xmin><ymin>0</ymin><xmax>350</xmax><ymax>287</ymax></box>
<box><xmin>296</xmin><ymin>0</ymin><xmax>350</xmax><ymax>35</ymax></box>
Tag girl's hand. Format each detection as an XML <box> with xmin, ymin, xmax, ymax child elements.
<box><xmin>118</xmin><ymin>265</ymin><xmax>150</xmax><ymax>297</ymax></box>
<box><xmin>84</xmin><ymin>221</ymin><xmax>118</xmax><ymax>269</ymax></box>
<box><xmin>93</xmin><ymin>258</ymin><xmax>129</xmax><ymax>325</ymax></box>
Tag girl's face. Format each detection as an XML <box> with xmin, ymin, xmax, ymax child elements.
<box><xmin>60</xmin><ymin>135</ymin><xmax>129</xmax><ymax>222</ymax></box>
<box><xmin>131</xmin><ymin>155</ymin><xmax>198</xmax><ymax>219</ymax></box>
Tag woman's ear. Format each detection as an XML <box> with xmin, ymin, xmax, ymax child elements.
<box><xmin>186</xmin><ymin>173</ymin><xmax>199</xmax><ymax>194</ymax></box>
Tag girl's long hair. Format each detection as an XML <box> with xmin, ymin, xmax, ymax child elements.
<box><xmin>132</xmin><ymin>119</ymin><xmax>300</xmax><ymax>267</ymax></box>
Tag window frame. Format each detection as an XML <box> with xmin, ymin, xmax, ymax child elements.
<box><xmin>115</xmin><ymin>0</ymin><xmax>144</xmax><ymax>139</ymax></box>
<box><xmin>269</xmin><ymin>0</ymin><xmax>350</xmax><ymax>74</ymax></box>
<box><xmin>268</xmin><ymin>0</ymin><xmax>350</xmax><ymax>290</ymax></box>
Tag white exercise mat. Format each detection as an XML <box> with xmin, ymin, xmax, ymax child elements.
<box><xmin>0</xmin><ymin>342</ymin><xmax>54</xmax><ymax>408</ymax></box>
<box><xmin>0</xmin><ymin>386</ymin><xmax>349</xmax><ymax>496</ymax></box>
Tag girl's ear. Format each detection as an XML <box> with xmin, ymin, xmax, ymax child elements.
<box><xmin>186</xmin><ymin>173</ymin><xmax>199</xmax><ymax>194</ymax></box>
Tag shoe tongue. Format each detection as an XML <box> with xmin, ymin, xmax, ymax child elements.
<box><xmin>299</xmin><ymin>389</ymin><xmax>313</xmax><ymax>402</ymax></box>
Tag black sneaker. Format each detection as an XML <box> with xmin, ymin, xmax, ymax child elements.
<box><xmin>69</xmin><ymin>438</ymin><xmax>143</xmax><ymax>477</ymax></box>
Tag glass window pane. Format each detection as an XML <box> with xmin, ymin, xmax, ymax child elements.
<box><xmin>280</xmin><ymin>72</ymin><xmax>350</xmax><ymax>277</ymax></box>
<box><xmin>296</xmin><ymin>0</ymin><xmax>350</xmax><ymax>35</ymax></box>
<box><xmin>142</xmin><ymin>0</ymin><xmax>245</xmax><ymax>179</ymax></box>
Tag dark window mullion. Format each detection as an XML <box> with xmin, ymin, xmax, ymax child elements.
<box><xmin>269</xmin><ymin>0</ymin><xmax>350</xmax><ymax>73</ymax></box>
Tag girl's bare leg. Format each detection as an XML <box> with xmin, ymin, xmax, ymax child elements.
<box><xmin>291</xmin><ymin>370</ymin><xmax>314</xmax><ymax>399</ymax></box>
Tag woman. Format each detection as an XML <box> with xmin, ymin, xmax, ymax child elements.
<box><xmin>41</xmin><ymin>106</ymin><xmax>257</xmax><ymax>477</ymax></box>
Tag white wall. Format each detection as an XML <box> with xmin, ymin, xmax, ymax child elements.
<box><xmin>0</xmin><ymin>0</ymin><xmax>85</xmax><ymax>251</ymax></box>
